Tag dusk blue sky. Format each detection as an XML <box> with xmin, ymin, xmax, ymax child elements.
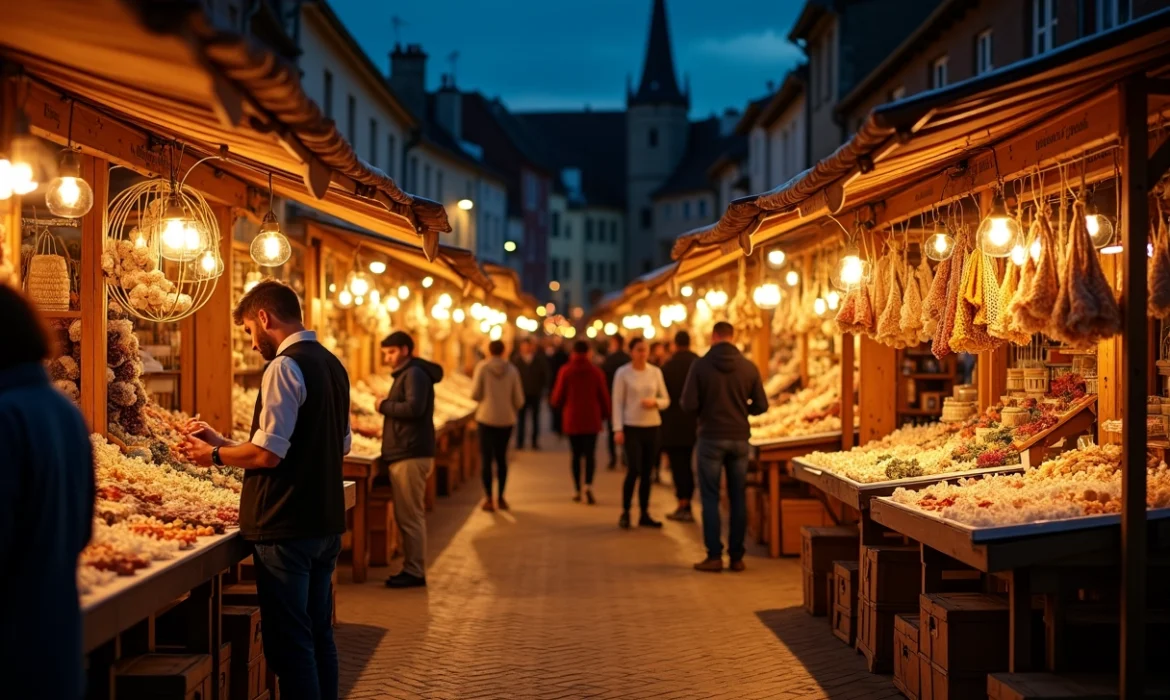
<box><xmin>330</xmin><ymin>0</ymin><xmax>806</xmax><ymax>117</ymax></box>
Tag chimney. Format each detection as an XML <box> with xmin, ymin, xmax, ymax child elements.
<box><xmin>389</xmin><ymin>43</ymin><xmax>428</xmax><ymax>119</ymax></box>
<box><xmin>434</xmin><ymin>73</ymin><xmax>462</xmax><ymax>142</ymax></box>
<box><xmin>720</xmin><ymin>107</ymin><xmax>741</xmax><ymax>136</ymax></box>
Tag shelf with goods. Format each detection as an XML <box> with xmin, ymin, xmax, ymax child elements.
<box><xmin>895</xmin><ymin>344</ymin><xmax>960</xmax><ymax>425</ymax></box>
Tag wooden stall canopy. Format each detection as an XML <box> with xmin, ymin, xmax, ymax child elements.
<box><xmin>482</xmin><ymin>262</ymin><xmax>541</xmax><ymax>313</ymax></box>
<box><xmin>584</xmin><ymin>261</ymin><xmax>680</xmax><ymax>323</ymax></box>
<box><xmin>302</xmin><ymin>215</ymin><xmax>495</xmax><ymax>295</ymax></box>
<box><xmin>0</xmin><ymin>0</ymin><xmax>451</xmax><ymax>256</ymax></box>
<box><xmin>670</xmin><ymin>8</ymin><xmax>1170</xmax><ymax>269</ymax></box>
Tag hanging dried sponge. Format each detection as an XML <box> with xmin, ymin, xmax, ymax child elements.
<box><xmin>899</xmin><ymin>258</ymin><xmax>924</xmax><ymax>341</ymax></box>
<box><xmin>1050</xmin><ymin>201</ymin><xmax>1121</xmax><ymax>347</ymax></box>
<box><xmin>877</xmin><ymin>255</ymin><xmax>905</xmax><ymax>346</ymax></box>
<box><xmin>835</xmin><ymin>287</ymin><xmax>859</xmax><ymax>333</ymax></box>
<box><xmin>989</xmin><ymin>257</ymin><xmax>1031</xmax><ymax>345</ymax></box>
<box><xmin>1150</xmin><ymin>216</ymin><xmax>1170</xmax><ymax>319</ymax></box>
<box><xmin>54</xmin><ymin>379</ymin><xmax>80</xmax><ymax>402</ymax></box>
<box><xmin>934</xmin><ymin>238</ymin><xmax>967</xmax><ymax>359</ymax></box>
<box><xmin>1011</xmin><ymin>214</ymin><xmax>1060</xmax><ymax>335</ymax></box>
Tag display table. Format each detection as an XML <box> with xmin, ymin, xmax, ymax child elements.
<box><xmin>871</xmin><ymin>497</ymin><xmax>1170</xmax><ymax>672</ymax></box>
<box><xmin>749</xmin><ymin>430</ymin><xmax>856</xmax><ymax>557</ymax></box>
<box><xmin>343</xmin><ymin>456</ymin><xmax>381</xmax><ymax>584</ymax></box>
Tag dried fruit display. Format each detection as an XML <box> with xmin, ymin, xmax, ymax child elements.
<box><xmin>749</xmin><ymin>366</ymin><xmax>854</xmax><ymax>439</ymax></box>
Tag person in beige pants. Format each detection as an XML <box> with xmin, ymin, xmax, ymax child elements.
<box><xmin>377</xmin><ymin>331</ymin><xmax>443</xmax><ymax>588</ymax></box>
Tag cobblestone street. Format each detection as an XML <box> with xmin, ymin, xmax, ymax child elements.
<box><xmin>334</xmin><ymin>436</ymin><xmax>898</xmax><ymax>699</ymax></box>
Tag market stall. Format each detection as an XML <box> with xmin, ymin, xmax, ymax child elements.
<box><xmin>665</xmin><ymin>11</ymin><xmax>1170</xmax><ymax>696</ymax></box>
<box><xmin>0</xmin><ymin>2</ymin><xmax>455</xmax><ymax>697</ymax></box>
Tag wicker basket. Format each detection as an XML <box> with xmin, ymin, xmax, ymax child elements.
<box><xmin>24</xmin><ymin>226</ymin><xmax>70</xmax><ymax>311</ymax></box>
<box><xmin>1085</xmin><ymin>376</ymin><xmax>1098</xmax><ymax>395</ymax></box>
<box><xmin>940</xmin><ymin>398</ymin><xmax>976</xmax><ymax>423</ymax></box>
<box><xmin>1001</xmin><ymin>407</ymin><xmax>1030</xmax><ymax>427</ymax></box>
<box><xmin>1006</xmin><ymin>368</ymin><xmax>1026</xmax><ymax>393</ymax></box>
<box><xmin>1023</xmin><ymin>368</ymin><xmax>1049</xmax><ymax>395</ymax></box>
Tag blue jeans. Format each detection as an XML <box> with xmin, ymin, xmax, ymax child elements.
<box><xmin>696</xmin><ymin>438</ymin><xmax>750</xmax><ymax>561</ymax></box>
<box><xmin>252</xmin><ymin>535</ymin><xmax>342</xmax><ymax>700</ymax></box>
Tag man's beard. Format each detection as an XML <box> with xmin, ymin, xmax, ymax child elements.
<box><xmin>256</xmin><ymin>328</ymin><xmax>279</xmax><ymax>361</ymax></box>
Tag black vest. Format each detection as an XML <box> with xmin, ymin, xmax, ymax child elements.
<box><xmin>242</xmin><ymin>339</ymin><xmax>350</xmax><ymax>540</ymax></box>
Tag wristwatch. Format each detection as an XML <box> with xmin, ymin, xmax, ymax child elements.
<box><xmin>212</xmin><ymin>446</ymin><xmax>224</xmax><ymax>467</ymax></box>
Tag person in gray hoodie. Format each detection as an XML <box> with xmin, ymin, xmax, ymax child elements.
<box><xmin>680</xmin><ymin>321</ymin><xmax>768</xmax><ymax>573</ymax></box>
<box><xmin>471</xmin><ymin>339</ymin><xmax>525</xmax><ymax>512</ymax></box>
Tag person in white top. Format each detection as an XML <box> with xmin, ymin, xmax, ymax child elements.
<box><xmin>611</xmin><ymin>337</ymin><xmax>670</xmax><ymax>529</ymax></box>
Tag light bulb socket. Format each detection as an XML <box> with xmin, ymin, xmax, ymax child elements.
<box><xmin>58</xmin><ymin>151</ymin><xmax>81</xmax><ymax>178</ymax></box>
<box><xmin>163</xmin><ymin>194</ymin><xmax>187</xmax><ymax>221</ymax></box>
<box><xmin>259</xmin><ymin>210</ymin><xmax>281</xmax><ymax>235</ymax></box>
<box><xmin>990</xmin><ymin>193</ymin><xmax>1010</xmax><ymax>218</ymax></box>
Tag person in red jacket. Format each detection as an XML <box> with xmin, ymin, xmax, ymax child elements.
<box><xmin>551</xmin><ymin>340</ymin><xmax>611</xmax><ymax>504</ymax></box>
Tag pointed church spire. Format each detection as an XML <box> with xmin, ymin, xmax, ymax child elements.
<box><xmin>629</xmin><ymin>0</ymin><xmax>688</xmax><ymax>108</ymax></box>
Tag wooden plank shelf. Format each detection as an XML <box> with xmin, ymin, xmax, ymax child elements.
<box><xmin>40</xmin><ymin>309</ymin><xmax>83</xmax><ymax>319</ymax></box>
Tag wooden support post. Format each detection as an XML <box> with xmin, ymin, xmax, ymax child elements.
<box><xmin>1118</xmin><ymin>76</ymin><xmax>1149</xmax><ymax>699</ymax></box>
<box><xmin>977</xmin><ymin>345</ymin><xmax>1008</xmax><ymax>412</ymax></box>
<box><xmin>1</xmin><ymin>197</ymin><xmax>18</xmax><ymax>286</ymax></box>
<box><xmin>79</xmin><ymin>156</ymin><xmax>109</xmax><ymax>434</ymax></box>
<box><xmin>1008</xmin><ymin>568</ymin><xmax>1033</xmax><ymax>672</ymax></box>
<box><xmin>193</xmin><ymin>206</ymin><xmax>236</xmax><ymax>435</ymax></box>
<box><xmin>753</xmin><ymin>309</ymin><xmax>771</xmax><ymax>380</ymax></box>
<box><xmin>1097</xmin><ymin>256</ymin><xmax>1122</xmax><ymax>445</ymax></box>
<box><xmin>841</xmin><ymin>333</ymin><xmax>855</xmax><ymax>450</ymax></box>
<box><xmin>858</xmin><ymin>334</ymin><xmax>896</xmax><ymax>445</ymax></box>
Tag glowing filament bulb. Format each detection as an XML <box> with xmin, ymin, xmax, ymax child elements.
<box><xmin>397</xmin><ymin>285</ymin><xmax>410</xmax><ymax>300</ymax></box>
<box><xmin>840</xmin><ymin>255</ymin><xmax>864</xmax><ymax>286</ymax></box>
<box><xmin>813</xmin><ymin>297</ymin><xmax>827</xmax><ymax>316</ymax></box>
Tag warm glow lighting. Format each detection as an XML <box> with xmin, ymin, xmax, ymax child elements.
<box><xmin>752</xmin><ymin>283</ymin><xmax>781</xmax><ymax>310</ymax></box>
<box><xmin>354</xmin><ymin>295</ymin><xmax>364</xmax><ymax>306</ymax></box>
<box><xmin>680</xmin><ymin>284</ymin><xmax>694</xmax><ymax>298</ymax></box>
<box><xmin>826</xmin><ymin>290</ymin><xmax>841</xmax><ymax>310</ymax></box>
<box><xmin>1101</xmin><ymin>244</ymin><xmax>1123</xmax><ymax>255</ymax></box>
<box><xmin>546</xmin><ymin>303</ymin><xmax>556</xmax><ymax>315</ymax></box>
<box><xmin>453</xmin><ymin>308</ymin><xmax>465</xmax><ymax>323</ymax></box>
<box><xmin>422</xmin><ymin>276</ymin><xmax>434</xmax><ymax>288</ymax></box>
<box><xmin>243</xmin><ymin>272</ymin><xmax>262</xmax><ymax>295</ymax></box>
<box><xmin>458</xmin><ymin>198</ymin><xmax>474</xmax><ymax>211</ymax></box>
<box><xmin>644</xmin><ymin>326</ymin><xmax>656</xmax><ymax>339</ymax></box>
<box><xmin>386</xmin><ymin>297</ymin><xmax>401</xmax><ymax>312</ymax></box>
<box><xmin>1085</xmin><ymin>210</ymin><xmax>1115</xmax><ymax>250</ymax></box>
<box><xmin>586</xmin><ymin>326</ymin><xmax>598</xmax><ymax>338</ymax></box>
<box><xmin>604</xmin><ymin>322</ymin><xmax>618</xmax><ymax>335</ymax></box>
<box><xmin>549</xmin><ymin>280</ymin><xmax>561</xmax><ymax>292</ymax></box>
<box><xmin>369</xmin><ymin>289</ymin><xmax>381</xmax><ymax>306</ymax></box>
<box><xmin>592</xmin><ymin>319</ymin><xmax>604</xmax><ymax>330</ymax></box>
<box><xmin>1030</xmin><ymin>237</ymin><xmax>1042</xmax><ymax>262</ymax></box>
<box><xmin>133</xmin><ymin>230</ymin><xmax>148</xmax><ymax>249</ymax></box>
<box><xmin>338</xmin><ymin>289</ymin><xmax>353</xmax><ymax>307</ymax></box>
<box><xmin>925</xmin><ymin>231</ymin><xmax>955</xmax><ymax>261</ymax></box>
<box><xmin>431</xmin><ymin>304</ymin><xmax>451</xmax><ymax>321</ymax></box>
<box><xmin>157</xmin><ymin>197</ymin><xmax>207</xmax><ymax>262</ymax></box>
<box><xmin>785</xmin><ymin>270</ymin><xmax>800</xmax><ymax>287</ymax></box>
<box><xmin>504</xmin><ymin>240</ymin><xmax>517</xmax><ymax>252</ymax></box>
<box><xmin>536</xmin><ymin>306</ymin><xmax>547</xmax><ymax>317</ymax></box>
<box><xmin>977</xmin><ymin>195</ymin><xmax>1022</xmax><ymax>257</ymax></box>
<box><xmin>250</xmin><ymin>209</ymin><xmax>291</xmax><ymax>267</ymax></box>
<box><xmin>564</xmin><ymin>327</ymin><xmax>577</xmax><ymax>339</ymax></box>
<box><xmin>348</xmin><ymin>273</ymin><xmax>372</xmax><ymax>297</ymax></box>
<box><xmin>480</xmin><ymin>320</ymin><xmax>492</xmax><ymax>333</ymax></box>
<box><xmin>195</xmin><ymin>249</ymin><xmax>223</xmax><ymax>279</ymax></box>
<box><xmin>767</xmin><ymin>249</ymin><xmax>786</xmax><ymax>268</ymax></box>
<box><xmin>328</xmin><ymin>283</ymin><xmax>337</xmax><ymax>293</ymax></box>
<box><xmin>704</xmin><ymin>289</ymin><xmax>728</xmax><ymax>308</ymax></box>
<box><xmin>1010</xmin><ymin>244</ymin><xmax>1028</xmax><ymax>267</ymax></box>
<box><xmin>369</xmin><ymin>260</ymin><xmax>387</xmax><ymax>274</ymax></box>
<box><xmin>398</xmin><ymin>285</ymin><xmax>410</xmax><ymax>300</ymax></box>
<box><xmin>489</xmin><ymin>326</ymin><xmax>503</xmax><ymax>341</ymax></box>
<box><xmin>46</xmin><ymin>153</ymin><xmax>93</xmax><ymax>218</ymax></box>
<box><xmin>438</xmin><ymin>292</ymin><xmax>453</xmax><ymax>308</ymax></box>
<box><xmin>814</xmin><ymin>297</ymin><xmax>827</xmax><ymax>316</ymax></box>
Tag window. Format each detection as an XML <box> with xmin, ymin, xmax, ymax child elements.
<box><xmin>409</xmin><ymin>157</ymin><xmax>418</xmax><ymax>191</ymax></box>
<box><xmin>387</xmin><ymin>135</ymin><xmax>397</xmax><ymax>179</ymax></box>
<box><xmin>1098</xmin><ymin>0</ymin><xmax>1131</xmax><ymax>31</ymax></box>
<box><xmin>346</xmin><ymin>95</ymin><xmax>356</xmax><ymax>143</ymax></box>
<box><xmin>551</xmin><ymin>212</ymin><xmax>560</xmax><ymax>238</ymax></box>
<box><xmin>323</xmin><ymin>70</ymin><xmax>334</xmax><ymax>119</ymax></box>
<box><xmin>698</xmin><ymin>199</ymin><xmax>708</xmax><ymax>218</ymax></box>
<box><xmin>930</xmin><ymin>55</ymin><xmax>949</xmax><ymax>89</ymax></box>
<box><xmin>436</xmin><ymin>171</ymin><xmax>444</xmax><ymax>202</ymax></box>
<box><xmin>423</xmin><ymin>164</ymin><xmax>432</xmax><ymax>198</ymax></box>
<box><xmin>610</xmin><ymin>221</ymin><xmax>618</xmax><ymax>243</ymax></box>
<box><xmin>564</xmin><ymin>259</ymin><xmax>571</xmax><ymax>281</ymax></box>
<box><xmin>649</xmin><ymin>127</ymin><xmax>659</xmax><ymax>148</ymax></box>
<box><xmin>682</xmin><ymin>200</ymin><xmax>691</xmax><ymax>219</ymax></box>
<box><xmin>1032</xmin><ymin>0</ymin><xmax>1056</xmax><ymax>55</ymax></box>
<box><xmin>551</xmin><ymin>258</ymin><xmax>560</xmax><ymax>279</ymax></box>
<box><xmin>585</xmin><ymin>218</ymin><xmax>594</xmax><ymax>242</ymax></box>
<box><xmin>818</xmin><ymin>26</ymin><xmax>835</xmax><ymax>105</ymax></box>
<box><xmin>564</xmin><ymin>222</ymin><xmax>572</xmax><ymax>240</ymax></box>
<box><xmin>585</xmin><ymin>262</ymin><xmax>594</xmax><ymax>284</ymax></box>
<box><xmin>975</xmin><ymin>29</ymin><xmax>994</xmax><ymax>75</ymax></box>
<box><xmin>640</xmin><ymin>207</ymin><xmax>652</xmax><ymax>229</ymax></box>
<box><xmin>368</xmin><ymin>119</ymin><xmax>378</xmax><ymax>167</ymax></box>
<box><xmin>889</xmin><ymin>85</ymin><xmax>907</xmax><ymax>102</ymax></box>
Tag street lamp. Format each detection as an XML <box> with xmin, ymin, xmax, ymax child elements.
<box><xmin>457</xmin><ymin>198</ymin><xmax>474</xmax><ymax>211</ymax></box>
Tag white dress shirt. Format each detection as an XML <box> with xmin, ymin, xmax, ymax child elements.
<box><xmin>611</xmin><ymin>362</ymin><xmax>670</xmax><ymax>431</ymax></box>
<box><xmin>250</xmin><ymin>330</ymin><xmax>352</xmax><ymax>458</ymax></box>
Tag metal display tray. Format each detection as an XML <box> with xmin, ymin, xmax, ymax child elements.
<box><xmin>789</xmin><ymin>457</ymin><xmax>1025</xmax><ymax>510</ymax></box>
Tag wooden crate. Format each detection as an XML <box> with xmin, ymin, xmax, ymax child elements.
<box><xmin>986</xmin><ymin>672</ymin><xmax>1124</xmax><ymax>699</ymax></box>
<box><xmin>114</xmin><ymin>653</ymin><xmax>212</xmax><ymax>700</ymax></box>
<box><xmin>267</xmin><ymin>665</ymin><xmax>281</xmax><ymax>700</ymax></box>
<box><xmin>780</xmin><ymin>498</ymin><xmax>829</xmax><ymax>555</ymax></box>
<box><xmin>861</xmin><ymin>544</ymin><xmax>921</xmax><ymax>608</ymax></box>
<box><xmin>222</xmin><ymin>606</ymin><xmax>263</xmax><ymax>664</ymax></box>
<box><xmin>231</xmin><ymin>653</ymin><xmax>266</xmax><ymax>700</ymax></box>
<box><xmin>800</xmin><ymin>525</ymin><xmax>859</xmax><ymax>574</ymax></box>
<box><xmin>857</xmin><ymin>596</ymin><xmax>899</xmax><ymax>674</ymax></box>
<box><xmin>802</xmin><ymin>567</ymin><xmax>829</xmax><ymax>616</ymax></box>
<box><xmin>832</xmin><ymin>603</ymin><xmax>856</xmax><ymax>647</ymax></box>
<box><xmin>919</xmin><ymin>592</ymin><xmax>1009</xmax><ymax>674</ymax></box>
<box><xmin>920</xmin><ymin>657</ymin><xmax>987</xmax><ymax>700</ymax></box>
<box><xmin>217</xmin><ymin>643</ymin><xmax>231</xmax><ymax>700</ymax></box>
<box><xmin>834</xmin><ymin>560</ymin><xmax>860</xmax><ymax>618</ymax></box>
<box><xmin>222</xmin><ymin>582</ymin><xmax>260</xmax><ymax>607</ymax></box>
<box><xmin>893</xmin><ymin>614</ymin><xmax>920</xmax><ymax>700</ymax></box>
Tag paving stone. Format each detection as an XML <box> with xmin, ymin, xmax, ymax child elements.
<box><xmin>335</xmin><ymin>435</ymin><xmax>899</xmax><ymax>699</ymax></box>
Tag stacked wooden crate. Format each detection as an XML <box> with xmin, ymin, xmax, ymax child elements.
<box><xmin>856</xmin><ymin>545</ymin><xmax>920</xmax><ymax>673</ymax></box>
<box><xmin>800</xmin><ymin>526</ymin><xmax>859</xmax><ymax>616</ymax></box>
<box><xmin>918</xmin><ymin>593</ymin><xmax>1010</xmax><ymax>700</ymax></box>
<box><xmin>831</xmin><ymin>560</ymin><xmax>860</xmax><ymax>646</ymax></box>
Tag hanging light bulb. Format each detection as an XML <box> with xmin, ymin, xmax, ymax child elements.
<box><xmin>338</xmin><ymin>288</ymin><xmax>354</xmax><ymax>307</ymax></box>
<box><xmin>438</xmin><ymin>292</ymin><xmax>453</xmax><ymax>308</ymax></box>
<box><xmin>397</xmin><ymin>285</ymin><xmax>410</xmax><ymax>300</ymax></box>
<box><xmin>369</xmin><ymin>260</ymin><xmax>387</xmax><ymax>274</ymax></box>
<box><xmin>813</xmin><ymin>297</ymin><xmax>828</xmax><ymax>316</ymax></box>
<box><xmin>347</xmin><ymin>271</ymin><xmax>372</xmax><ymax>297</ymax></box>
<box><xmin>46</xmin><ymin>151</ymin><xmax>93</xmax><ymax>218</ymax></box>
<box><xmin>354</xmin><ymin>295</ymin><xmax>365</xmax><ymax>306</ymax></box>
<box><xmin>0</xmin><ymin>110</ymin><xmax>47</xmax><ymax>199</ymax></box>
<box><xmin>385</xmin><ymin>296</ymin><xmax>401</xmax><ymax>312</ymax></box>
<box><xmin>752</xmin><ymin>283</ymin><xmax>782</xmax><ymax>310</ymax></box>
<box><xmin>604</xmin><ymin>322</ymin><xmax>618</xmax><ymax>335</ymax></box>
<box><xmin>155</xmin><ymin>194</ymin><xmax>207</xmax><ymax>262</ymax></box>
<box><xmin>1084</xmin><ymin>206</ymin><xmax>1115</xmax><ymax>250</ymax></box>
<box><xmin>453</xmin><ymin>308</ymin><xmax>466</xmax><ymax>323</ymax></box>
<box><xmin>131</xmin><ymin>228</ymin><xmax>148</xmax><ymax>249</ymax></box>
<box><xmin>925</xmin><ymin>228</ymin><xmax>955</xmax><ymax>261</ymax></box>
<box><xmin>826</xmin><ymin>290</ymin><xmax>841</xmax><ymax>310</ymax></box>
<box><xmin>250</xmin><ymin>174</ymin><xmax>291</xmax><ymax>266</ymax></box>
<box><xmin>785</xmin><ymin>270</ymin><xmax>800</xmax><ymax>287</ymax></box>
<box><xmin>830</xmin><ymin>245</ymin><xmax>869</xmax><ymax>291</ymax></box>
<box><xmin>680</xmin><ymin>284</ymin><xmax>694</xmax><ymax>298</ymax></box>
<box><xmin>1010</xmin><ymin>243</ymin><xmax>1028</xmax><ymax>267</ymax></box>
<box><xmin>369</xmin><ymin>289</ymin><xmax>381</xmax><ymax>306</ymax></box>
<box><xmin>586</xmin><ymin>326</ymin><xmax>598</xmax><ymax>338</ymax></box>
<box><xmin>422</xmin><ymin>276</ymin><xmax>434</xmax><ymax>288</ymax></box>
<box><xmin>192</xmin><ymin>248</ymin><xmax>224</xmax><ymax>279</ymax></box>
<box><xmin>767</xmin><ymin>249</ymin><xmax>786</xmax><ymax>268</ymax></box>
<box><xmin>977</xmin><ymin>194</ymin><xmax>1023</xmax><ymax>257</ymax></box>
<box><xmin>489</xmin><ymin>325</ymin><xmax>503</xmax><ymax>341</ymax></box>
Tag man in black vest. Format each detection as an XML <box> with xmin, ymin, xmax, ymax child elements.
<box><xmin>181</xmin><ymin>279</ymin><xmax>350</xmax><ymax>700</ymax></box>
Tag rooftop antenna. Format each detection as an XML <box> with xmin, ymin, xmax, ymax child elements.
<box><xmin>447</xmin><ymin>51</ymin><xmax>460</xmax><ymax>86</ymax></box>
<box><xmin>391</xmin><ymin>16</ymin><xmax>408</xmax><ymax>45</ymax></box>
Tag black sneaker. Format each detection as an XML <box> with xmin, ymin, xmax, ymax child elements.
<box><xmin>638</xmin><ymin>513</ymin><xmax>663</xmax><ymax>528</ymax></box>
<box><xmin>385</xmin><ymin>572</ymin><xmax>426</xmax><ymax>588</ymax></box>
<box><xmin>618</xmin><ymin>512</ymin><xmax>631</xmax><ymax>529</ymax></box>
<box><xmin>665</xmin><ymin>507</ymin><xmax>694</xmax><ymax>522</ymax></box>
<box><xmin>585</xmin><ymin>490</ymin><xmax>596</xmax><ymax>505</ymax></box>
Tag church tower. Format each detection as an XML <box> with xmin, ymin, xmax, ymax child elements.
<box><xmin>626</xmin><ymin>0</ymin><xmax>691</xmax><ymax>277</ymax></box>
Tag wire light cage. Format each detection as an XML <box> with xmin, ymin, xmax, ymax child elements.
<box><xmin>102</xmin><ymin>178</ymin><xmax>222</xmax><ymax>322</ymax></box>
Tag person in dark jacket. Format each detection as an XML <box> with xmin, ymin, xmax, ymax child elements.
<box><xmin>511</xmin><ymin>337</ymin><xmax>549</xmax><ymax>449</ymax></box>
<box><xmin>545</xmin><ymin>337</ymin><xmax>570</xmax><ymax>437</ymax></box>
<box><xmin>182</xmin><ymin>279</ymin><xmax>351</xmax><ymax>700</ymax></box>
<box><xmin>599</xmin><ymin>333</ymin><xmax>630</xmax><ymax>469</ymax></box>
<box><xmin>378</xmin><ymin>331</ymin><xmax>444</xmax><ymax>588</ymax></box>
<box><xmin>680</xmin><ymin>322</ymin><xmax>768</xmax><ymax>573</ymax></box>
<box><xmin>550</xmin><ymin>340</ymin><xmax>610</xmax><ymax>504</ymax></box>
<box><xmin>659</xmin><ymin>331</ymin><xmax>699</xmax><ymax>522</ymax></box>
<box><xmin>0</xmin><ymin>286</ymin><xmax>94</xmax><ymax>700</ymax></box>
